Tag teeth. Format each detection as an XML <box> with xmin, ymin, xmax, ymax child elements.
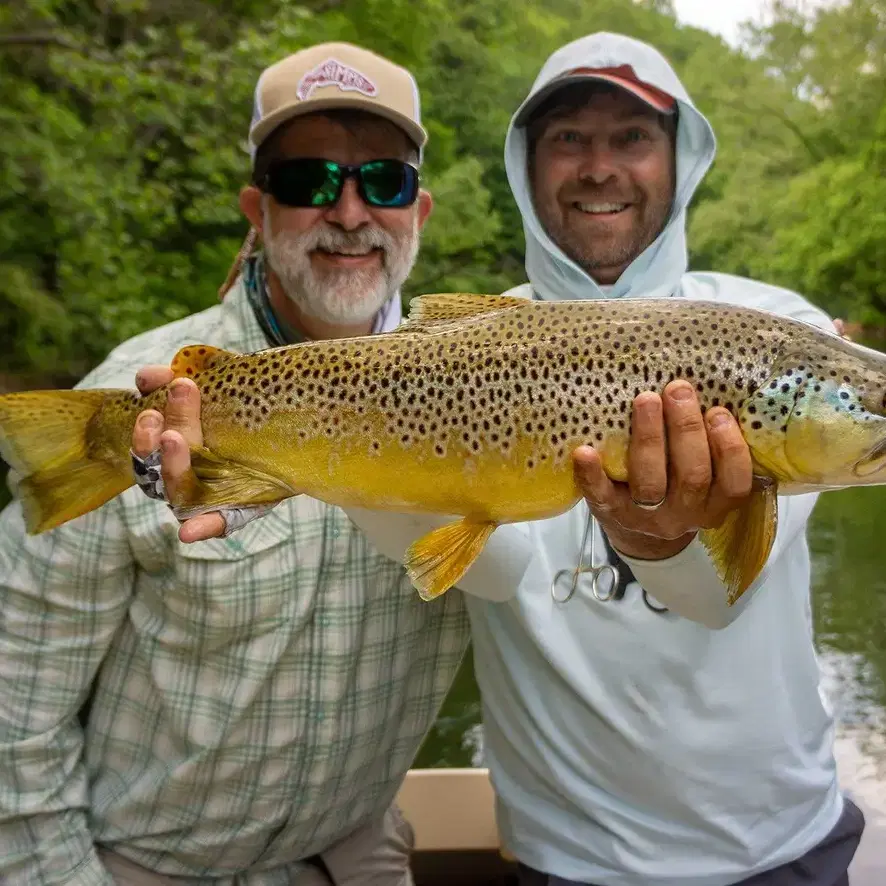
<box><xmin>576</xmin><ymin>202</ymin><xmax>627</xmax><ymax>214</ymax></box>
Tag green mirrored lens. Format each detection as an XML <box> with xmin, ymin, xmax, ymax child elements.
<box><xmin>272</xmin><ymin>160</ymin><xmax>341</xmax><ymax>207</ymax></box>
<box><xmin>311</xmin><ymin>161</ymin><xmax>342</xmax><ymax>206</ymax></box>
<box><xmin>361</xmin><ymin>160</ymin><xmax>412</xmax><ymax>206</ymax></box>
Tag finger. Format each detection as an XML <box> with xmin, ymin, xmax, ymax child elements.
<box><xmin>662</xmin><ymin>380</ymin><xmax>712</xmax><ymax>512</ymax></box>
<box><xmin>627</xmin><ymin>392</ymin><xmax>668</xmax><ymax>507</ymax></box>
<box><xmin>158</xmin><ymin>430</ymin><xmax>198</xmax><ymax>506</ymax></box>
<box><xmin>833</xmin><ymin>318</ymin><xmax>852</xmax><ymax>341</ymax></box>
<box><xmin>704</xmin><ymin>408</ymin><xmax>753</xmax><ymax>522</ymax></box>
<box><xmin>573</xmin><ymin>445</ymin><xmax>620</xmax><ymax>517</ymax></box>
<box><xmin>135</xmin><ymin>366</ymin><xmax>175</xmax><ymax>396</ymax></box>
<box><xmin>159</xmin><ymin>430</ymin><xmax>226</xmax><ymax>540</ymax></box>
<box><xmin>179</xmin><ymin>513</ymin><xmax>227</xmax><ymax>543</ymax></box>
<box><xmin>165</xmin><ymin>378</ymin><xmax>204</xmax><ymax>448</ymax></box>
<box><xmin>132</xmin><ymin>410</ymin><xmax>164</xmax><ymax>458</ymax></box>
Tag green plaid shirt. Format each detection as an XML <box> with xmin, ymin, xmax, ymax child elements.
<box><xmin>0</xmin><ymin>280</ymin><xmax>469</xmax><ymax>885</ymax></box>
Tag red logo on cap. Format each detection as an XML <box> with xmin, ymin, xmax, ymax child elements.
<box><xmin>296</xmin><ymin>58</ymin><xmax>378</xmax><ymax>101</ymax></box>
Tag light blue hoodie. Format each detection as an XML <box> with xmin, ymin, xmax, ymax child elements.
<box><xmin>463</xmin><ymin>32</ymin><xmax>847</xmax><ymax>886</ymax></box>
<box><xmin>350</xmin><ymin>31</ymin><xmax>848</xmax><ymax>886</ymax></box>
<box><xmin>506</xmin><ymin>32</ymin><xmax>715</xmax><ymax>306</ymax></box>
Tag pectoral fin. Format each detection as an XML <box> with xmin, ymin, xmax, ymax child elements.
<box><xmin>404</xmin><ymin>518</ymin><xmax>497</xmax><ymax>601</ymax></box>
<box><xmin>168</xmin><ymin>447</ymin><xmax>294</xmax><ymax>519</ymax></box>
<box><xmin>699</xmin><ymin>477</ymin><xmax>779</xmax><ymax>605</ymax></box>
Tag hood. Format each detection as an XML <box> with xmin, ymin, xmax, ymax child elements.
<box><xmin>504</xmin><ymin>32</ymin><xmax>717</xmax><ymax>301</ymax></box>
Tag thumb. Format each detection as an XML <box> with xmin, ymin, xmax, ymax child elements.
<box><xmin>135</xmin><ymin>365</ymin><xmax>175</xmax><ymax>395</ymax></box>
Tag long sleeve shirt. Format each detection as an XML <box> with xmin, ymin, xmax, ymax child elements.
<box><xmin>0</xmin><ymin>279</ymin><xmax>528</xmax><ymax>886</ymax></box>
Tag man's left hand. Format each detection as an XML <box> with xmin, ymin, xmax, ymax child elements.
<box><xmin>573</xmin><ymin>380</ymin><xmax>753</xmax><ymax>561</ymax></box>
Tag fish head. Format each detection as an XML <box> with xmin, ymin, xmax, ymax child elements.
<box><xmin>740</xmin><ymin>341</ymin><xmax>886</xmax><ymax>490</ymax></box>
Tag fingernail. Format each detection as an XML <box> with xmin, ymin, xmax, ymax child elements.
<box><xmin>140</xmin><ymin>413</ymin><xmax>161</xmax><ymax>430</ymax></box>
<box><xmin>160</xmin><ymin>438</ymin><xmax>173</xmax><ymax>453</ymax></box>
<box><xmin>169</xmin><ymin>382</ymin><xmax>188</xmax><ymax>401</ymax></box>
<box><xmin>670</xmin><ymin>384</ymin><xmax>694</xmax><ymax>402</ymax></box>
<box><xmin>709</xmin><ymin>412</ymin><xmax>731</xmax><ymax>429</ymax></box>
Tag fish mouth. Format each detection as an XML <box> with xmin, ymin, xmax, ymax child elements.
<box><xmin>853</xmin><ymin>435</ymin><xmax>886</xmax><ymax>478</ymax></box>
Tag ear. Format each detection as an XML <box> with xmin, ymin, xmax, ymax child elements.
<box><xmin>416</xmin><ymin>189</ymin><xmax>433</xmax><ymax>230</ymax></box>
<box><xmin>240</xmin><ymin>186</ymin><xmax>265</xmax><ymax>234</ymax></box>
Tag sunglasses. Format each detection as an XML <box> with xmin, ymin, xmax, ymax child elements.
<box><xmin>260</xmin><ymin>158</ymin><xmax>420</xmax><ymax>209</ymax></box>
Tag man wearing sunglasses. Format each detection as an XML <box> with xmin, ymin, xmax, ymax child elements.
<box><xmin>128</xmin><ymin>31</ymin><xmax>867</xmax><ymax>886</ymax></box>
<box><xmin>0</xmin><ymin>42</ymin><xmax>531</xmax><ymax>886</ymax></box>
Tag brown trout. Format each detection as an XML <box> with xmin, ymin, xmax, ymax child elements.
<box><xmin>2</xmin><ymin>292</ymin><xmax>886</xmax><ymax>604</ymax></box>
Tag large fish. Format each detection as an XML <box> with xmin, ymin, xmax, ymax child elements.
<box><xmin>2</xmin><ymin>293</ymin><xmax>886</xmax><ymax>604</ymax></box>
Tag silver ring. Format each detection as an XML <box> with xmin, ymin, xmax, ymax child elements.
<box><xmin>631</xmin><ymin>494</ymin><xmax>667</xmax><ymax>512</ymax></box>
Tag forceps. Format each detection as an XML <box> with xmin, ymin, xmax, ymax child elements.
<box><xmin>551</xmin><ymin>506</ymin><xmax>620</xmax><ymax>604</ymax></box>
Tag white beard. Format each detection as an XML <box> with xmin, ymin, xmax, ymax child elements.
<box><xmin>263</xmin><ymin>205</ymin><xmax>420</xmax><ymax>327</ymax></box>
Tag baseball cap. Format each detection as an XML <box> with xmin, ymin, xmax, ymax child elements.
<box><xmin>248</xmin><ymin>42</ymin><xmax>427</xmax><ymax>160</ymax></box>
<box><xmin>515</xmin><ymin>63</ymin><xmax>677</xmax><ymax>126</ymax></box>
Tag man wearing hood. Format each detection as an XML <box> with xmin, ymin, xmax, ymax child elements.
<box><xmin>130</xmin><ymin>32</ymin><xmax>865</xmax><ymax>886</ymax></box>
<box><xmin>469</xmin><ymin>32</ymin><xmax>867</xmax><ymax>886</ymax></box>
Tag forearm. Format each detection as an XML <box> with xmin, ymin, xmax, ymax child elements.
<box><xmin>345</xmin><ymin>507</ymin><xmax>532</xmax><ymax>602</ymax></box>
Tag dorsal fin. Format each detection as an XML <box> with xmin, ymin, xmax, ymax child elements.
<box><xmin>397</xmin><ymin>292</ymin><xmax>529</xmax><ymax>332</ymax></box>
<box><xmin>170</xmin><ymin>344</ymin><xmax>237</xmax><ymax>379</ymax></box>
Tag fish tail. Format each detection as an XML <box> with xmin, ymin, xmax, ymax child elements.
<box><xmin>0</xmin><ymin>389</ymin><xmax>135</xmax><ymax>534</ymax></box>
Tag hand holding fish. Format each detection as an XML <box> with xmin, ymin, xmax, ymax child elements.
<box><xmin>573</xmin><ymin>380</ymin><xmax>754</xmax><ymax>562</ymax></box>
<box><xmin>132</xmin><ymin>368</ymin><xmax>228</xmax><ymax>542</ymax></box>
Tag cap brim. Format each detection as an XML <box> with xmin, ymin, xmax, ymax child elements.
<box><xmin>515</xmin><ymin>73</ymin><xmax>676</xmax><ymax>127</ymax></box>
<box><xmin>250</xmin><ymin>98</ymin><xmax>428</xmax><ymax>156</ymax></box>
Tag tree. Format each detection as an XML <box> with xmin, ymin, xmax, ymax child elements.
<box><xmin>0</xmin><ymin>0</ymin><xmax>883</xmax><ymax>392</ymax></box>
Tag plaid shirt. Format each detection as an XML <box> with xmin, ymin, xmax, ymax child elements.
<box><xmin>0</xmin><ymin>279</ymin><xmax>469</xmax><ymax>885</ymax></box>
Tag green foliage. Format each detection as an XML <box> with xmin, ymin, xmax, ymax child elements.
<box><xmin>0</xmin><ymin>0</ymin><xmax>884</xmax><ymax>389</ymax></box>
<box><xmin>689</xmin><ymin>0</ymin><xmax>886</xmax><ymax>323</ymax></box>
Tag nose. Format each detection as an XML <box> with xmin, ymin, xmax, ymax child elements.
<box><xmin>323</xmin><ymin>177</ymin><xmax>372</xmax><ymax>231</ymax></box>
<box><xmin>577</xmin><ymin>145</ymin><xmax>619</xmax><ymax>185</ymax></box>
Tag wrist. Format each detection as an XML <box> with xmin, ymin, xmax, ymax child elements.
<box><xmin>602</xmin><ymin>524</ymin><xmax>697</xmax><ymax>562</ymax></box>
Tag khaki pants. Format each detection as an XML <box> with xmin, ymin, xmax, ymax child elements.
<box><xmin>99</xmin><ymin>803</ymin><xmax>415</xmax><ymax>886</ymax></box>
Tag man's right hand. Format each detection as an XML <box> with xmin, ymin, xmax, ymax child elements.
<box><xmin>131</xmin><ymin>366</ymin><xmax>227</xmax><ymax>542</ymax></box>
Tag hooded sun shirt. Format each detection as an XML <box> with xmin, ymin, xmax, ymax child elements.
<box><xmin>461</xmin><ymin>32</ymin><xmax>847</xmax><ymax>886</ymax></box>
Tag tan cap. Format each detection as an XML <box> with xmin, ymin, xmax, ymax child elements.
<box><xmin>248</xmin><ymin>42</ymin><xmax>427</xmax><ymax>160</ymax></box>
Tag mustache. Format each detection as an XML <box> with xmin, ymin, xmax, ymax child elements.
<box><xmin>301</xmin><ymin>225</ymin><xmax>399</xmax><ymax>256</ymax></box>
<box><xmin>565</xmin><ymin>187</ymin><xmax>638</xmax><ymax>204</ymax></box>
